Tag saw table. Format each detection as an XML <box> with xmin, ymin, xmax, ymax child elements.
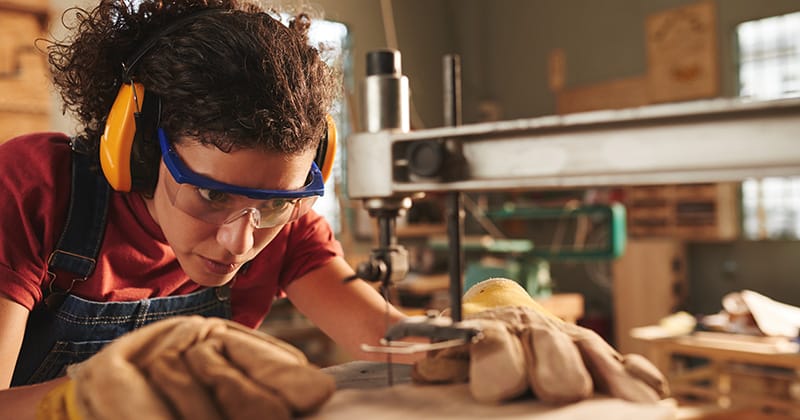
<box><xmin>314</xmin><ymin>361</ymin><xmax>677</xmax><ymax>419</ymax></box>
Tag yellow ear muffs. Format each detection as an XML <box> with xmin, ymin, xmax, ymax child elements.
<box><xmin>316</xmin><ymin>114</ymin><xmax>337</xmax><ymax>183</ymax></box>
<box><xmin>100</xmin><ymin>82</ymin><xmax>145</xmax><ymax>192</ymax></box>
<box><xmin>99</xmin><ymin>9</ymin><xmax>228</xmax><ymax>192</ymax></box>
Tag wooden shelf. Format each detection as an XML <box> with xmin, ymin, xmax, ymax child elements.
<box><xmin>396</xmin><ymin>223</ymin><xmax>446</xmax><ymax>238</ymax></box>
<box><xmin>623</xmin><ymin>183</ymin><xmax>740</xmax><ymax>241</ymax></box>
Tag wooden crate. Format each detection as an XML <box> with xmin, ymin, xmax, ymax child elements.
<box><xmin>624</xmin><ymin>183</ymin><xmax>740</xmax><ymax>241</ymax></box>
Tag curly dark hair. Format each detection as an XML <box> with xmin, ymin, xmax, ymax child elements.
<box><xmin>48</xmin><ymin>0</ymin><xmax>337</xmax><ymax>193</ymax></box>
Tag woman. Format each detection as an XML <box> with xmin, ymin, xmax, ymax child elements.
<box><xmin>0</xmin><ymin>0</ymin><xmax>409</xmax><ymax>414</ymax></box>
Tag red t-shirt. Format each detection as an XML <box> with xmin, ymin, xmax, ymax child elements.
<box><xmin>0</xmin><ymin>133</ymin><xmax>343</xmax><ymax>328</ymax></box>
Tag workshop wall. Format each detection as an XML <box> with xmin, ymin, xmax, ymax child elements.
<box><xmin>309</xmin><ymin>0</ymin><xmax>800</xmax><ymax>125</ymax></box>
<box><xmin>313</xmin><ymin>0</ymin><xmax>458</xmax><ymax>130</ymax></box>
<box><xmin>473</xmin><ymin>0</ymin><xmax>800</xmax><ymax>121</ymax></box>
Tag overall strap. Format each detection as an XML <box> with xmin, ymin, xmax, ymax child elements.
<box><xmin>46</xmin><ymin>140</ymin><xmax>111</xmax><ymax>293</ymax></box>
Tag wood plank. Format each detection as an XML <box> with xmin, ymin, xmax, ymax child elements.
<box><xmin>642</xmin><ymin>335</ymin><xmax>800</xmax><ymax>368</ymax></box>
<box><xmin>556</xmin><ymin>76</ymin><xmax>648</xmax><ymax>114</ymax></box>
<box><xmin>536</xmin><ymin>293</ymin><xmax>584</xmax><ymax>324</ymax></box>
<box><xmin>313</xmin><ymin>365</ymin><xmax>677</xmax><ymax>420</ymax></box>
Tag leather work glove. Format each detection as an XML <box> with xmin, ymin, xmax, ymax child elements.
<box><xmin>413</xmin><ymin>278</ymin><xmax>669</xmax><ymax>405</ymax></box>
<box><xmin>36</xmin><ymin>316</ymin><xmax>335</xmax><ymax>420</ymax></box>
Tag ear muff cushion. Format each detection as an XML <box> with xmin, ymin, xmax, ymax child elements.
<box><xmin>317</xmin><ymin>114</ymin><xmax>337</xmax><ymax>183</ymax></box>
<box><xmin>100</xmin><ymin>83</ymin><xmax>145</xmax><ymax>192</ymax></box>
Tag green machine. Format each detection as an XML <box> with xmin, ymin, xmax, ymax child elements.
<box><xmin>429</xmin><ymin>203</ymin><xmax>626</xmax><ymax>298</ymax></box>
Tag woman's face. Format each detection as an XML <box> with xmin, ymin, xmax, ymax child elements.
<box><xmin>146</xmin><ymin>139</ymin><xmax>316</xmax><ymax>287</ymax></box>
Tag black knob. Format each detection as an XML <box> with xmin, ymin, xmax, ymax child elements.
<box><xmin>367</xmin><ymin>49</ymin><xmax>401</xmax><ymax>76</ymax></box>
<box><xmin>345</xmin><ymin>259</ymin><xmax>387</xmax><ymax>283</ymax></box>
<box><xmin>407</xmin><ymin>141</ymin><xmax>445</xmax><ymax>178</ymax></box>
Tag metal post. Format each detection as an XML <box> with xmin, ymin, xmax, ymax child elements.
<box><xmin>443</xmin><ymin>54</ymin><xmax>464</xmax><ymax>321</ymax></box>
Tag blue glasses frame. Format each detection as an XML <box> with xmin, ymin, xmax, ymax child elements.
<box><xmin>158</xmin><ymin>128</ymin><xmax>325</xmax><ymax>200</ymax></box>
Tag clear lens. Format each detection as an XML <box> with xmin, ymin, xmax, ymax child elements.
<box><xmin>169</xmin><ymin>183</ymin><xmax>318</xmax><ymax>228</ymax></box>
<box><xmin>157</xmin><ymin>128</ymin><xmax>323</xmax><ymax>229</ymax></box>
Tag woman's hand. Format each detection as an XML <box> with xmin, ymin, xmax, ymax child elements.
<box><xmin>38</xmin><ymin>316</ymin><xmax>335</xmax><ymax>420</ymax></box>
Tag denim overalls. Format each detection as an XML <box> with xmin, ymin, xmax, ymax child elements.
<box><xmin>11</xmin><ymin>142</ymin><xmax>232</xmax><ymax>386</ymax></box>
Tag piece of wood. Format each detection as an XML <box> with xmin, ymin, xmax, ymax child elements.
<box><xmin>740</xmin><ymin>290</ymin><xmax>800</xmax><ymax>338</ymax></box>
<box><xmin>556</xmin><ymin>76</ymin><xmax>648</xmax><ymax>114</ymax></box>
<box><xmin>547</xmin><ymin>48</ymin><xmax>566</xmax><ymax>92</ymax></box>
<box><xmin>536</xmin><ymin>293</ymin><xmax>584</xmax><ymax>324</ymax></box>
<box><xmin>686</xmin><ymin>331</ymin><xmax>799</xmax><ymax>353</ymax></box>
<box><xmin>318</xmin><ymin>362</ymin><xmax>677</xmax><ymax>419</ymax></box>
<box><xmin>312</xmin><ymin>385</ymin><xmax>677</xmax><ymax>419</ymax></box>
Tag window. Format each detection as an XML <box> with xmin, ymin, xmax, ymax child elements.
<box><xmin>738</xmin><ymin>12</ymin><xmax>800</xmax><ymax>100</ymax></box>
<box><xmin>304</xmin><ymin>17</ymin><xmax>351</xmax><ymax>235</ymax></box>
<box><xmin>737</xmin><ymin>11</ymin><xmax>800</xmax><ymax>239</ymax></box>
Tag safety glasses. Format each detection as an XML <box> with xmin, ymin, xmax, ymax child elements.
<box><xmin>158</xmin><ymin>128</ymin><xmax>323</xmax><ymax>228</ymax></box>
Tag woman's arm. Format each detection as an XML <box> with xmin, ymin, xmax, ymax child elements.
<box><xmin>0</xmin><ymin>296</ymin><xmax>68</xmax><ymax>420</ymax></box>
<box><xmin>0</xmin><ymin>296</ymin><xmax>28</xmax><ymax>388</ymax></box>
<box><xmin>285</xmin><ymin>256</ymin><xmax>424</xmax><ymax>363</ymax></box>
<box><xmin>0</xmin><ymin>376</ymin><xmax>67</xmax><ymax>420</ymax></box>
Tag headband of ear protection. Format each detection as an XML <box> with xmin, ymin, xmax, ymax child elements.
<box><xmin>317</xmin><ymin>114</ymin><xmax>337</xmax><ymax>183</ymax></box>
<box><xmin>99</xmin><ymin>8</ymin><xmax>337</xmax><ymax>192</ymax></box>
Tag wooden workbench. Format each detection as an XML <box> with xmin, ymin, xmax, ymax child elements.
<box><xmin>314</xmin><ymin>361</ymin><xmax>677</xmax><ymax>419</ymax></box>
<box><xmin>633</xmin><ymin>329</ymin><xmax>800</xmax><ymax>416</ymax></box>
